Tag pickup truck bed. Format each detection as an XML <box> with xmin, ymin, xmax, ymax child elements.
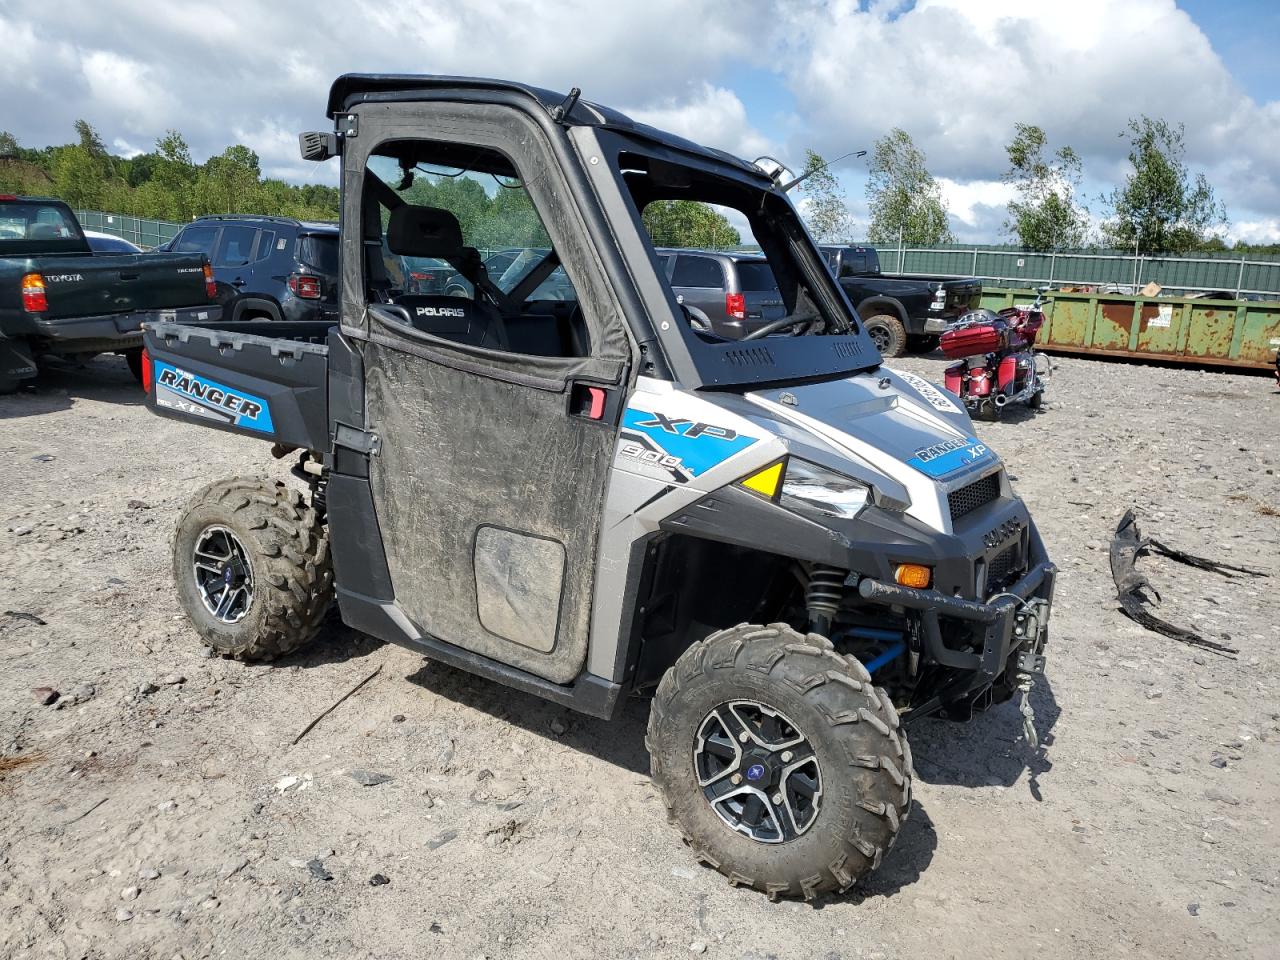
<box><xmin>144</xmin><ymin>320</ymin><xmax>333</xmax><ymax>451</ymax></box>
<box><xmin>1</xmin><ymin>196</ymin><xmax>219</xmax><ymax>390</ymax></box>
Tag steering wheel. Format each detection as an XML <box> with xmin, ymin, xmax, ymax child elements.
<box><xmin>741</xmin><ymin>314</ymin><xmax>823</xmax><ymax>341</ymax></box>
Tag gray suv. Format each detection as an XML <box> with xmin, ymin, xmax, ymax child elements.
<box><xmin>655</xmin><ymin>248</ymin><xmax>785</xmax><ymax>339</ymax></box>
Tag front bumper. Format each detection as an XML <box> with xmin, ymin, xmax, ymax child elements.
<box><xmin>31</xmin><ymin>303</ymin><xmax>221</xmax><ymax>351</ymax></box>
<box><xmin>856</xmin><ymin>540</ymin><xmax>1056</xmax><ymax>719</ymax></box>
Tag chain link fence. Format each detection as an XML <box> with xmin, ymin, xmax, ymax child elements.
<box><xmin>74</xmin><ymin>210</ymin><xmax>183</xmax><ymax>250</ymax></box>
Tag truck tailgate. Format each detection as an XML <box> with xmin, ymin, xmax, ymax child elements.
<box><xmin>144</xmin><ymin>321</ymin><xmax>331</xmax><ymax>451</ymax></box>
<box><xmin>26</xmin><ymin>252</ymin><xmax>210</xmax><ymax>318</ymax></box>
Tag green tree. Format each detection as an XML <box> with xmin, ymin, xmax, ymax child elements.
<box><xmin>146</xmin><ymin>130</ymin><xmax>197</xmax><ymax>220</ymax></box>
<box><xmin>0</xmin><ymin>131</ymin><xmax>18</xmax><ymax>156</ymax></box>
<box><xmin>1101</xmin><ymin>117</ymin><xmax>1227</xmax><ymax>254</ymax></box>
<box><xmin>196</xmin><ymin>144</ymin><xmax>262</xmax><ymax>214</ymax></box>
<box><xmin>50</xmin><ymin>120</ymin><xmax>115</xmax><ymax>210</ymax></box>
<box><xmin>641</xmin><ymin>200</ymin><xmax>740</xmax><ymax>248</ymax></box>
<box><xmin>1002</xmin><ymin>123</ymin><xmax>1090</xmax><ymax>251</ymax></box>
<box><xmin>866</xmin><ymin>128</ymin><xmax>953</xmax><ymax>246</ymax></box>
<box><xmin>798</xmin><ymin>149</ymin><xmax>854</xmax><ymax>242</ymax></box>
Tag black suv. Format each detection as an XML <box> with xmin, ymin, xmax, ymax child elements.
<box><xmin>654</xmin><ymin>248</ymin><xmax>784</xmax><ymax>339</ymax></box>
<box><xmin>161</xmin><ymin>215</ymin><xmax>339</xmax><ymax>324</ymax></box>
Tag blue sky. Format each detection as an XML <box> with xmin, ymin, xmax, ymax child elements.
<box><xmin>1180</xmin><ymin>0</ymin><xmax>1280</xmax><ymax>103</ymax></box>
<box><xmin>1</xmin><ymin>0</ymin><xmax>1276</xmax><ymax>243</ymax></box>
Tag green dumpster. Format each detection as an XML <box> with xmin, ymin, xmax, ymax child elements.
<box><xmin>979</xmin><ymin>288</ymin><xmax>1280</xmax><ymax>371</ymax></box>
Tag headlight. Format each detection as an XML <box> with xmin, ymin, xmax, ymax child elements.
<box><xmin>779</xmin><ymin>460</ymin><xmax>871</xmax><ymax>520</ymax></box>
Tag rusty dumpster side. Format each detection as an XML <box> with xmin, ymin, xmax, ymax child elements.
<box><xmin>979</xmin><ymin>288</ymin><xmax>1280</xmax><ymax>370</ymax></box>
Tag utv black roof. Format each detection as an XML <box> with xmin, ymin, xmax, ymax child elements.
<box><xmin>326</xmin><ymin>74</ymin><xmax>768</xmax><ymax>183</ymax></box>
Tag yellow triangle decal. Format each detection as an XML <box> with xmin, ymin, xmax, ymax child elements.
<box><xmin>741</xmin><ymin>461</ymin><xmax>784</xmax><ymax>498</ymax></box>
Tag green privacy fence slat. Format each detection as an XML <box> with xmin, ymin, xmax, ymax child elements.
<box><xmin>872</xmin><ymin>245</ymin><xmax>1280</xmax><ymax>298</ymax></box>
<box><xmin>74</xmin><ymin>210</ymin><xmax>183</xmax><ymax>250</ymax></box>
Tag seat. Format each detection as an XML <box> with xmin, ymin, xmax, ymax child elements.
<box><xmin>385</xmin><ymin>205</ymin><xmax>508</xmax><ymax>350</ymax></box>
<box><xmin>394</xmin><ymin>294</ymin><xmax>509</xmax><ymax>351</ymax></box>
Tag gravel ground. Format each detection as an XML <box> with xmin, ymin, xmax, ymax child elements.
<box><xmin>1</xmin><ymin>351</ymin><xmax>1277</xmax><ymax>960</ymax></box>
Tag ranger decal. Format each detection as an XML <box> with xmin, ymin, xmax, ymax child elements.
<box><xmin>153</xmin><ymin>360</ymin><xmax>274</xmax><ymax>433</ymax></box>
<box><xmin>906</xmin><ymin>436</ymin><xmax>995</xmax><ymax>478</ymax></box>
<box><xmin>896</xmin><ymin>370</ymin><xmax>961</xmax><ymax>414</ymax></box>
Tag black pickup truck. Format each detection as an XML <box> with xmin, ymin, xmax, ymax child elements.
<box><xmin>819</xmin><ymin>244</ymin><xmax>981</xmax><ymax>357</ymax></box>
<box><xmin>0</xmin><ymin>196</ymin><xmax>219</xmax><ymax>392</ymax></box>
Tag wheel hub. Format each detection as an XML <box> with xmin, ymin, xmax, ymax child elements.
<box><xmin>192</xmin><ymin>525</ymin><xmax>255</xmax><ymax>624</ymax></box>
<box><xmin>693</xmin><ymin>700</ymin><xmax>823</xmax><ymax>844</ymax></box>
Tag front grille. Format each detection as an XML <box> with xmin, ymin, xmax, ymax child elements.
<box><xmin>948</xmin><ymin>472</ymin><xmax>1000</xmax><ymax>522</ymax></box>
<box><xmin>985</xmin><ymin>545</ymin><xmax>1020</xmax><ymax>593</ymax></box>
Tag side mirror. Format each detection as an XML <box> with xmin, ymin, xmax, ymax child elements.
<box><xmin>298</xmin><ymin>131</ymin><xmax>340</xmax><ymax>162</ymax></box>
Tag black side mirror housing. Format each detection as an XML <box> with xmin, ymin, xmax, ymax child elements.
<box><xmin>298</xmin><ymin>131</ymin><xmax>340</xmax><ymax>162</ymax></box>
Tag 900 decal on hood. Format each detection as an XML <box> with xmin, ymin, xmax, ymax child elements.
<box><xmin>153</xmin><ymin>361</ymin><xmax>274</xmax><ymax>433</ymax></box>
<box><xmin>616</xmin><ymin>408</ymin><xmax>755</xmax><ymax>483</ymax></box>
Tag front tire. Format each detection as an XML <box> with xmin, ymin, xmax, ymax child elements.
<box><xmin>173</xmin><ymin>478</ymin><xmax>333</xmax><ymax>660</ymax></box>
<box><xmin>863</xmin><ymin>314</ymin><xmax>907</xmax><ymax>358</ymax></box>
<box><xmin>647</xmin><ymin>623</ymin><xmax>913</xmax><ymax>900</ymax></box>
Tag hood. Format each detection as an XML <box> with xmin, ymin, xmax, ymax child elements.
<box><xmin>742</xmin><ymin>367</ymin><xmax>1002</xmax><ymax>533</ymax></box>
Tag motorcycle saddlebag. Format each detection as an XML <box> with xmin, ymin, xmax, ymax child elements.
<box><xmin>941</xmin><ymin>321</ymin><xmax>1007</xmax><ymax>359</ymax></box>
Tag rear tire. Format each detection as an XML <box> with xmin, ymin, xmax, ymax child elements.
<box><xmin>863</xmin><ymin>314</ymin><xmax>907</xmax><ymax>358</ymax></box>
<box><xmin>173</xmin><ymin>478</ymin><xmax>333</xmax><ymax>660</ymax></box>
<box><xmin>647</xmin><ymin>623</ymin><xmax>913</xmax><ymax>900</ymax></box>
<box><xmin>906</xmin><ymin>334</ymin><xmax>940</xmax><ymax>354</ymax></box>
<box><xmin>976</xmin><ymin>398</ymin><xmax>1001</xmax><ymax>421</ymax></box>
<box><xmin>1028</xmin><ymin>388</ymin><xmax>1044</xmax><ymax>409</ymax></box>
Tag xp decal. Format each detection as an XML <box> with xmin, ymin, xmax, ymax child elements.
<box><xmin>153</xmin><ymin>360</ymin><xmax>274</xmax><ymax>433</ymax></box>
<box><xmin>616</xmin><ymin>408</ymin><xmax>757</xmax><ymax>482</ymax></box>
<box><xmin>906</xmin><ymin>435</ymin><xmax>996</xmax><ymax>478</ymax></box>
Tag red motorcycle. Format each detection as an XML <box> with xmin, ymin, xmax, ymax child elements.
<box><xmin>940</xmin><ymin>289</ymin><xmax>1050</xmax><ymax>421</ymax></box>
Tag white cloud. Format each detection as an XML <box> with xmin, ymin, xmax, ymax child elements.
<box><xmin>0</xmin><ymin>0</ymin><xmax>1276</xmax><ymax>243</ymax></box>
<box><xmin>110</xmin><ymin>138</ymin><xmax>144</xmax><ymax>160</ymax></box>
<box><xmin>775</xmin><ymin>0</ymin><xmax>1280</xmax><ymax>243</ymax></box>
<box><xmin>628</xmin><ymin>83</ymin><xmax>776</xmax><ymax>162</ymax></box>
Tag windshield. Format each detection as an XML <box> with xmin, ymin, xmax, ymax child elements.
<box><xmin>595</xmin><ymin>138</ymin><xmax>879</xmax><ymax>387</ymax></box>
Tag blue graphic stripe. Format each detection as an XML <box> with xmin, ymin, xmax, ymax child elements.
<box><xmin>622</xmin><ymin>408</ymin><xmax>755</xmax><ymax>477</ymax></box>
<box><xmin>154</xmin><ymin>360</ymin><xmax>274</xmax><ymax>433</ymax></box>
<box><xmin>906</xmin><ymin>437</ymin><xmax>996</xmax><ymax>478</ymax></box>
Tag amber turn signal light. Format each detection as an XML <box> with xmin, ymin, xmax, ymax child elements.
<box><xmin>894</xmin><ymin>564</ymin><xmax>932</xmax><ymax>589</ymax></box>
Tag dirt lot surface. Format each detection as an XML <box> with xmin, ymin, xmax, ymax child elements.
<box><xmin>1</xmin><ymin>352</ymin><xmax>1277</xmax><ymax>960</ymax></box>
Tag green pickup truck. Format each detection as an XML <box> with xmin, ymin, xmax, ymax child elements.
<box><xmin>0</xmin><ymin>196</ymin><xmax>220</xmax><ymax>392</ymax></box>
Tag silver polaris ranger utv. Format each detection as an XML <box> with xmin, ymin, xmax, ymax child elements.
<box><xmin>141</xmin><ymin>74</ymin><xmax>1056</xmax><ymax>900</ymax></box>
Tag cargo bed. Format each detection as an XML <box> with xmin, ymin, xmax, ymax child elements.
<box><xmin>143</xmin><ymin>320</ymin><xmax>333</xmax><ymax>450</ymax></box>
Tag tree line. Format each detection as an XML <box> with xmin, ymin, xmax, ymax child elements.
<box><xmin>1</xmin><ymin>116</ymin><xmax>1270</xmax><ymax>256</ymax></box>
<box><xmin>0</xmin><ymin>122</ymin><xmax>341</xmax><ymax>223</ymax></box>
<box><xmin>799</xmin><ymin>116</ymin><xmax>1274</xmax><ymax>255</ymax></box>
<box><xmin>0</xmin><ymin>120</ymin><xmax>740</xmax><ymax>249</ymax></box>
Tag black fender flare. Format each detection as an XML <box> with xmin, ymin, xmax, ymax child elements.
<box><xmin>856</xmin><ymin>296</ymin><xmax>909</xmax><ymax>325</ymax></box>
<box><xmin>229</xmin><ymin>296</ymin><xmax>284</xmax><ymax>323</ymax></box>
